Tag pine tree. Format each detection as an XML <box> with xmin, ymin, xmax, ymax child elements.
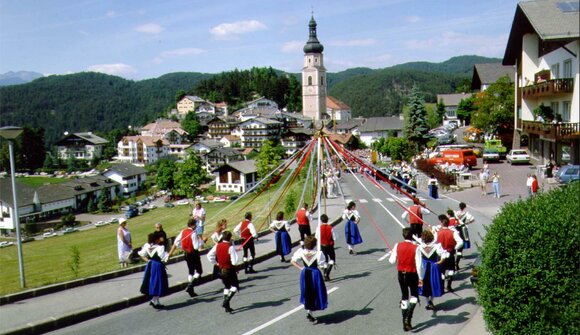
<box><xmin>404</xmin><ymin>85</ymin><xmax>430</xmax><ymax>149</ymax></box>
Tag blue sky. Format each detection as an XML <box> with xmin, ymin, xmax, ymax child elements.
<box><xmin>0</xmin><ymin>0</ymin><xmax>520</xmax><ymax>80</ymax></box>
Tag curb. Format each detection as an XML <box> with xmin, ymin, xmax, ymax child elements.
<box><xmin>1</xmin><ymin>215</ymin><xmax>344</xmax><ymax>335</ymax></box>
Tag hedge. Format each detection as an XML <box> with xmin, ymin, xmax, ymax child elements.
<box><xmin>477</xmin><ymin>182</ymin><xmax>580</xmax><ymax>335</ymax></box>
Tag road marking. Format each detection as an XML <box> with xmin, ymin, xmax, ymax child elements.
<box><xmin>241</xmin><ymin>287</ymin><xmax>339</xmax><ymax>335</ymax></box>
<box><xmin>359</xmin><ymin>199</ymin><xmax>368</xmax><ymax>203</ymax></box>
<box><xmin>378</xmin><ymin>251</ymin><xmax>392</xmax><ymax>261</ymax></box>
<box><xmin>386</xmin><ymin>198</ymin><xmax>395</xmax><ymax>202</ymax></box>
<box><xmin>372</xmin><ymin>198</ymin><xmax>382</xmax><ymax>203</ymax></box>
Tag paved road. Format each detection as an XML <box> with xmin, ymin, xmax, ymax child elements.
<box><xmin>46</xmin><ymin>173</ymin><xmax>488</xmax><ymax>335</ymax></box>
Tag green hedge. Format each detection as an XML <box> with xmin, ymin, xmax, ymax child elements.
<box><xmin>477</xmin><ymin>182</ymin><xmax>580</xmax><ymax>335</ymax></box>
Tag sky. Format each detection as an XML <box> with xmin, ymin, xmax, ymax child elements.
<box><xmin>0</xmin><ymin>0</ymin><xmax>521</xmax><ymax>80</ymax></box>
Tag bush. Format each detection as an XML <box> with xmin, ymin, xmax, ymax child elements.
<box><xmin>414</xmin><ymin>159</ymin><xmax>456</xmax><ymax>187</ymax></box>
<box><xmin>477</xmin><ymin>183</ymin><xmax>580</xmax><ymax>335</ymax></box>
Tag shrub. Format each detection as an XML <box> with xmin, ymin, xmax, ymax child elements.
<box><xmin>477</xmin><ymin>183</ymin><xmax>580</xmax><ymax>335</ymax></box>
<box><xmin>414</xmin><ymin>159</ymin><xmax>456</xmax><ymax>187</ymax></box>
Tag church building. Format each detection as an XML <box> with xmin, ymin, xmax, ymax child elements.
<box><xmin>302</xmin><ymin>15</ymin><xmax>327</xmax><ymax>121</ymax></box>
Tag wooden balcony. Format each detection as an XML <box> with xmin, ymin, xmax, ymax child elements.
<box><xmin>521</xmin><ymin>78</ymin><xmax>574</xmax><ymax>98</ymax></box>
<box><xmin>522</xmin><ymin>121</ymin><xmax>580</xmax><ymax>140</ymax></box>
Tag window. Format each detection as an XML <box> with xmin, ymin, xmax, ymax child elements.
<box><xmin>551</xmin><ymin>63</ymin><xmax>560</xmax><ymax>79</ymax></box>
<box><xmin>320</xmin><ymin>76</ymin><xmax>324</xmax><ymax>86</ymax></box>
<box><xmin>563</xmin><ymin>59</ymin><xmax>573</xmax><ymax>78</ymax></box>
<box><xmin>308</xmin><ymin>76</ymin><xmax>312</xmax><ymax>85</ymax></box>
<box><xmin>562</xmin><ymin>101</ymin><xmax>571</xmax><ymax>122</ymax></box>
<box><xmin>551</xmin><ymin>102</ymin><xmax>559</xmax><ymax>117</ymax></box>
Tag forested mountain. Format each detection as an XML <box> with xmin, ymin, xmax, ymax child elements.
<box><xmin>0</xmin><ymin>55</ymin><xmax>500</xmax><ymax>147</ymax></box>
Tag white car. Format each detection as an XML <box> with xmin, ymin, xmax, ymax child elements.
<box><xmin>175</xmin><ymin>199</ymin><xmax>190</xmax><ymax>206</ymax></box>
<box><xmin>95</xmin><ymin>221</ymin><xmax>108</xmax><ymax>227</ymax></box>
<box><xmin>43</xmin><ymin>231</ymin><xmax>57</xmax><ymax>238</ymax></box>
<box><xmin>506</xmin><ymin>149</ymin><xmax>530</xmax><ymax>165</ymax></box>
<box><xmin>0</xmin><ymin>241</ymin><xmax>14</xmax><ymax>248</ymax></box>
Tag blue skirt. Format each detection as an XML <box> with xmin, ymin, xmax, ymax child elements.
<box><xmin>300</xmin><ymin>266</ymin><xmax>328</xmax><ymax>311</ymax></box>
<box><xmin>345</xmin><ymin>220</ymin><xmax>363</xmax><ymax>245</ymax></box>
<box><xmin>275</xmin><ymin>230</ymin><xmax>292</xmax><ymax>256</ymax></box>
<box><xmin>140</xmin><ymin>259</ymin><xmax>168</xmax><ymax>297</ymax></box>
<box><xmin>419</xmin><ymin>259</ymin><xmax>443</xmax><ymax>298</ymax></box>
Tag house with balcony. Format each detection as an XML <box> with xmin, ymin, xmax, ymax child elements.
<box><xmin>239</xmin><ymin>117</ymin><xmax>283</xmax><ymax>148</ymax></box>
<box><xmin>102</xmin><ymin>163</ymin><xmax>147</xmax><ymax>196</ymax></box>
<box><xmin>201</xmin><ymin>147</ymin><xmax>245</xmax><ymax>172</ymax></box>
<box><xmin>220</xmin><ymin>135</ymin><xmax>241</xmax><ymax>148</ymax></box>
<box><xmin>213</xmin><ymin>160</ymin><xmax>258</xmax><ymax>193</ymax></box>
<box><xmin>503</xmin><ymin>0</ymin><xmax>579</xmax><ymax>165</ymax></box>
<box><xmin>207</xmin><ymin>116</ymin><xmax>239</xmax><ymax>139</ymax></box>
<box><xmin>176</xmin><ymin>95</ymin><xmax>207</xmax><ymax>117</ymax></box>
<box><xmin>55</xmin><ymin>132</ymin><xmax>108</xmax><ymax>161</ymax></box>
<box><xmin>191</xmin><ymin>139</ymin><xmax>223</xmax><ymax>154</ymax></box>
<box><xmin>471</xmin><ymin>63</ymin><xmax>515</xmax><ymax>92</ymax></box>
<box><xmin>281</xmin><ymin>128</ymin><xmax>313</xmax><ymax>156</ymax></box>
<box><xmin>116</xmin><ymin>136</ymin><xmax>170</xmax><ymax>165</ymax></box>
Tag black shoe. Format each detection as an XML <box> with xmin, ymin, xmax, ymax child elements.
<box><xmin>247</xmin><ymin>268</ymin><xmax>258</xmax><ymax>274</ymax></box>
<box><xmin>307</xmin><ymin>314</ymin><xmax>317</xmax><ymax>323</ymax></box>
<box><xmin>324</xmin><ymin>275</ymin><xmax>330</xmax><ymax>282</ymax></box>
<box><xmin>149</xmin><ymin>302</ymin><xmax>163</xmax><ymax>309</ymax></box>
<box><xmin>426</xmin><ymin>303</ymin><xmax>435</xmax><ymax>310</ymax></box>
<box><xmin>447</xmin><ymin>286</ymin><xmax>454</xmax><ymax>293</ymax></box>
<box><xmin>349</xmin><ymin>250</ymin><xmax>354</xmax><ymax>255</ymax></box>
<box><xmin>190</xmin><ymin>292</ymin><xmax>198</xmax><ymax>297</ymax></box>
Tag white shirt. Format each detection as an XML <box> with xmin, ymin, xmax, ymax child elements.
<box><xmin>401</xmin><ymin>206</ymin><xmax>430</xmax><ymax>221</ymax></box>
<box><xmin>526</xmin><ymin>176</ymin><xmax>534</xmax><ymax>187</ymax></box>
<box><xmin>210</xmin><ymin>231</ymin><xmax>223</xmax><ymax>244</ymax></box>
<box><xmin>416</xmin><ymin>241</ymin><xmax>448</xmax><ymax>280</ymax></box>
<box><xmin>269</xmin><ymin>220</ymin><xmax>290</xmax><ymax>231</ymax></box>
<box><xmin>138</xmin><ymin>243</ymin><xmax>167</xmax><ymax>260</ymax></box>
<box><xmin>388</xmin><ymin>240</ymin><xmax>423</xmax><ymax>275</ymax></box>
<box><xmin>173</xmin><ymin>227</ymin><xmax>203</xmax><ymax>250</ymax></box>
<box><xmin>192</xmin><ymin>207</ymin><xmax>206</xmax><ymax>223</ymax></box>
<box><xmin>433</xmin><ymin>227</ymin><xmax>464</xmax><ymax>250</ymax></box>
<box><xmin>233</xmin><ymin>220</ymin><xmax>258</xmax><ymax>238</ymax></box>
<box><xmin>291</xmin><ymin>248</ymin><xmax>326</xmax><ymax>268</ymax></box>
<box><xmin>207</xmin><ymin>242</ymin><xmax>238</xmax><ymax>266</ymax></box>
<box><xmin>343</xmin><ymin>209</ymin><xmax>360</xmax><ymax>222</ymax></box>
<box><xmin>454</xmin><ymin>209</ymin><xmax>475</xmax><ymax>225</ymax></box>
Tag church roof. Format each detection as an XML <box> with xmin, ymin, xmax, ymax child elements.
<box><xmin>303</xmin><ymin>15</ymin><xmax>324</xmax><ymax>54</ymax></box>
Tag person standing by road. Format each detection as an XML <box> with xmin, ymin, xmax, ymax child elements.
<box><xmin>154</xmin><ymin>223</ymin><xmax>169</xmax><ymax>250</ymax></box>
<box><xmin>234</xmin><ymin>212</ymin><xmax>258</xmax><ymax>274</ymax></box>
<box><xmin>435</xmin><ymin>215</ymin><xmax>463</xmax><ymax>293</ymax></box>
<box><xmin>269</xmin><ymin>211</ymin><xmax>292</xmax><ymax>263</ymax></box>
<box><xmin>492</xmin><ymin>172</ymin><xmax>501</xmax><ymax>198</ymax></box>
<box><xmin>526</xmin><ymin>174</ymin><xmax>534</xmax><ymax>198</ymax></box>
<box><xmin>291</xmin><ymin>235</ymin><xmax>328</xmax><ymax>323</ymax></box>
<box><xmin>138</xmin><ymin>231</ymin><xmax>168</xmax><ymax>309</ymax></box>
<box><xmin>296</xmin><ymin>203</ymin><xmax>313</xmax><ymax>245</ymax></box>
<box><xmin>401</xmin><ymin>199</ymin><xmax>430</xmax><ymax>239</ymax></box>
<box><xmin>166</xmin><ymin>217</ymin><xmax>205</xmax><ymax>297</ymax></box>
<box><xmin>207</xmin><ymin>231</ymin><xmax>239</xmax><ymax>313</ymax></box>
<box><xmin>192</xmin><ymin>202</ymin><xmax>206</xmax><ymax>243</ymax></box>
<box><xmin>343</xmin><ymin>201</ymin><xmax>363</xmax><ymax>255</ymax></box>
<box><xmin>531</xmin><ymin>174</ymin><xmax>539</xmax><ymax>197</ymax></box>
<box><xmin>389</xmin><ymin>227</ymin><xmax>422</xmax><ymax>332</ymax></box>
<box><xmin>479</xmin><ymin>170</ymin><xmax>489</xmax><ymax>196</ymax></box>
<box><xmin>117</xmin><ymin>218</ymin><xmax>132</xmax><ymax>268</ymax></box>
<box><xmin>316</xmin><ymin>214</ymin><xmax>337</xmax><ymax>281</ymax></box>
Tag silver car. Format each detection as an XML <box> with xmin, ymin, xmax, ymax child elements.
<box><xmin>506</xmin><ymin>149</ymin><xmax>530</xmax><ymax>165</ymax></box>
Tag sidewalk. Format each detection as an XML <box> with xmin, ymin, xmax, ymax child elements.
<box><xmin>0</xmin><ymin>193</ymin><xmax>348</xmax><ymax>335</ymax></box>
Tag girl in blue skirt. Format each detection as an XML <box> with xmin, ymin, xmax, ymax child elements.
<box><xmin>291</xmin><ymin>235</ymin><xmax>328</xmax><ymax>323</ymax></box>
<box><xmin>343</xmin><ymin>201</ymin><xmax>363</xmax><ymax>254</ymax></box>
<box><xmin>418</xmin><ymin>230</ymin><xmax>448</xmax><ymax>310</ymax></box>
<box><xmin>269</xmin><ymin>211</ymin><xmax>292</xmax><ymax>262</ymax></box>
<box><xmin>139</xmin><ymin>231</ymin><xmax>169</xmax><ymax>309</ymax></box>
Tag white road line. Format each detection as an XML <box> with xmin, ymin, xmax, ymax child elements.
<box><xmin>378</xmin><ymin>251</ymin><xmax>392</xmax><ymax>261</ymax></box>
<box><xmin>241</xmin><ymin>287</ymin><xmax>339</xmax><ymax>335</ymax></box>
<box><xmin>386</xmin><ymin>198</ymin><xmax>395</xmax><ymax>202</ymax></box>
<box><xmin>359</xmin><ymin>199</ymin><xmax>368</xmax><ymax>203</ymax></box>
<box><xmin>372</xmin><ymin>198</ymin><xmax>383</xmax><ymax>203</ymax></box>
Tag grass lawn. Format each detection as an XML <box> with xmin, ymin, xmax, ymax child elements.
<box><xmin>0</xmin><ymin>174</ymin><xmax>314</xmax><ymax>296</ymax></box>
<box><xmin>16</xmin><ymin>176</ymin><xmax>69</xmax><ymax>187</ymax></box>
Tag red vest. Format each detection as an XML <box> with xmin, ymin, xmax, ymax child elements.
<box><xmin>531</xmin><ymin>179</ymin><xmax>538</xmax><ymax>193</ymax></box>
<box><xmin>180</xmin><ymin>228</ymin><xmax>195</xmax><ymax>253</ymax></box>
<box><xmin>396</xmin><ymin>241</ymin><xmax>418</xmax><ymax>273</ymax></box>
<box><xmin>240</xmin><ymin>220</ymin><xmax>252</xmax><ymax>240</ymax></box>
<box><xmin>437</xmin><ymin>228</ymin><xmax>457</xmax><ymax>252</ymax></box>
<box><xmin>449</xmin><ymin>217</ymin><xmax>457</xmax><ymax>227</ymax></box>
<box><xmin>409</xmin><ymin>205</ymin><xmax>423</xmax><ymax>224</ymax></box>
<box><xmin>319</xmin><ymin>225</ymin><xmax>334</xmax><ymax>246</ymax></box>
<box><xmin>296</xmin><ymin>209</ymin><xmax>309</xmax><ymax>226</ymax></box>
<box><xmin>216</xmin><ymin>242</ymin><xmax>233</xmax><ymax>269</ymax></box>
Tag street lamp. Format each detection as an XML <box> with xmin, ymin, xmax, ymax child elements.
<box><xmin>0</xmin><ymin>126</ymin><xmax>26</xmax><ymax>288</ymax></box>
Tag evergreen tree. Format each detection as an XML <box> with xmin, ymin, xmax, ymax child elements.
<box><xmin>181</xmin><ymin>112</ymin><xmax>200</xmax><ymax>141</ymax></box>
<box><xmin>97</xmin><ymin>191</ymin><xmax>110</xmax><ymax>212</ymax></box>
<box><xmin>404</xmin><ymin>85</ymin><xmax>430</xmax><ymax>149</ymax></box>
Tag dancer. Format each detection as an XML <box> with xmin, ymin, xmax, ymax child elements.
<box><xmin>401</xmin><ymin>199</ymin><xmax>430</xmax><ymax>238</ymax></box>
<box><xmin>435</xmin><ymin>215</ymin><xmax>463</xmax><ymax>292</ymax></box>
<box><xmin>139</xmin><ymin>231</ymin><xmax>168</xmax><ymax>309</ymax></box>
<box><xmin>296</xmin><ymin>203</ymin><xmax>313</xmax><ymax>245</ymax></box>
<box><xmin>389</xmin><ymin>227</ymin><xmax>422</xmax><ymax>332</ymax></box>
<box><xmin>208</xmin><ymin>231</ymin><xmax>239</xmax><ymax>313</ymax></box>
<box><xmin>166</xmin><ymin>217</ymin><xmax>204</xmax><ymax>297</ymax></box>
<box><xmin>454</xmin><ymin>202</ymin><xmax>475</xmax><ymax>270</ymax></box>
<box><xmin>418</xmin><ymin>230</ymin><xmax>448</xmax><ymax>310</ymax></box>
<box><xmin>233</xmin><ymin>212</ymin><xmax>258</xmax><ymax>274</ymax></box>
<box><xmin>343</xmin><ymin>201</ymin><xmax>363</xmax><ymax>255</ymax></box>
<box><xmin>291</xmin><ymin>235</ymin><xmax>328</xmax><ymax>323</ymax></box>
<box><xmin>269</xmin><ymin>211</ymin><xmax>292</xmax><ymax>262</ymax></box>
<box><xmin>211</xmin><ymin>219</ymin><xmax>228</xmax><ymax>244</ymax></box>
<box><xmin>316</xmin><ymin>213</ymin><xmax>336</xmax><ymax>281</ymax></box>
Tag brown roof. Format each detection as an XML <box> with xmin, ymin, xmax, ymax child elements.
<box><xmin>121</xmin><ymin>135</ymin><xmax>169</xmax><ymax>146</ymax></box>
<box><xmin>223</xmin><ymin>135</ymin><xmax>240</xmax><ymax>141</ymax></box>
<box><xmin>326</xmin><ymin>96</ymin><xmax>350</xmax><ymax>110</ymax></box>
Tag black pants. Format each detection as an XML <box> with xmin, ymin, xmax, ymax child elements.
<box><xmin>298</xmin><ymin>225</ymin><xmax>312</xmax><ymax>242</ymax></box>
<box><xmin>220</xmin><ymin>268</ymin><xmax>239</xmax><ymax>290</ymax></box>
<box><xmin>410</xmin><ymin>224</ymin><xmax>423</xmax><ymax>239</ymax></box>
<box><xmin>397</xmin><ymin>271</ymin><xmax>419</xmax><ymax>301</ymax></box>
<box><xmin>321</xmin><ymin>245</ymin><xmax>336</xmax><ymax>263</ymax></box>
<box><xmin>441</xmin><ymin>251</ymin><xmax>456</xmax><ymax>273</ymax></box>
<box><xmin>185</xmin><ymin>250</ymin><xmax>202</xmax><ymax>275</ymax></box>
<box><xmin>242</xmin><ymin>238</ymin><xmax>256</xmax><ymax>259</ymax></box>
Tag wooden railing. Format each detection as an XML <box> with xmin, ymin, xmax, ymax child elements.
<box><xmin>521</xmin><ymin>78</ymin><xmax>574</xmax><ymax>98</ymax></box>
<box><xmin>522</xmin><ymin>121</ymin><xmax>580</xmax><ymax>139</ymax></box>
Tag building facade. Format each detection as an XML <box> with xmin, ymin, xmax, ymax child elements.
<box><xmin>55</xmin><ymin>132</ymin><xmax>108</xmax><ymax>161</ymax></box>
<box><xmin>239</xmin><ymin>117</ymin><xmax>282</xmax><ymax>148</ymax></box>
<box><xmin>302</xmin><ymin>15</ymin><xmax>326</xmax><ymax>121</ymax></box>
<box><xmin>213</xmin><ymin>160</ymin><xmax>258</xmax><ymax>193</ymax></box>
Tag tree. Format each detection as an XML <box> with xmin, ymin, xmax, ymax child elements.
<box><xmin>456</xmin><ymin>95</ymin><xmax>476</xmax><ymax>125</ymax></box>
<box><xmin>173</xmin><ymin>153</ymin><xmax>207</xmax><ymax>198</ymax></box>
<box><xmin>155</xmin><ymin>159</ymin><xmax>177</xmax><ymax>191</ymax></box>
<box><xmin>471</xmin><ymin>76</ymin><xmax>514</xmax><ymax>134</ymax></box>
<box><xmin>404</xmin><ymin>85</ymin><xmax>430</xmax><ymax>149</ymax></box>
<box><xmin>181</xmin><ymin>112</ymin><xmax>200</xmax><ymax>141</ymax></box>
<box><xmin>97</xmin><ymin>191</ymin><xmax>110</xmax><ymax>212</ymax></box>
<box><xmin>61</xmin><ymin>213</ymin><xmax>76</xmax><ymax>227</ymax></box>
<box><xmin>256</xmin><ymin>140</ymin><xmax>284</xmax><ymax>180</ymax></box>
<box><xmin>477</xmin><ymin>184</ymin><xmax>580</xmax><ymax>335</ymax></box>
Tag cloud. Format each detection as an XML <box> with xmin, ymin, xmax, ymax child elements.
<box><xmin>329</xmin><ymin>38</ymin><xmax>377</xmax><ymax>47</ymax></box>
<box><xmin>405</xmin><ymin>31</ymin><xmax>508</xmax><ymax>56</ymax></box>
<box><xmin>281</xmin><ymin>40</ymin><xmax>303</xmax><ymax>53</ymax></box>
<box><xmin>135</xmin><ymin>23</ymin><xmax>165</xmax><ymax>34</ymax></box>
<box><xmin>87</xmin><ymin>63</ymin><xmax>136</xmax><ymax>77</ymax></box>
<box><xmin>406</xmin><ymin>15</ymin><xmax>421</xmax><ymax>23</ymax></box>
<box><xmin>160</xmin><ymin>48</ymin><xmax>205</xmax><ymax>57</ymax></box>
<box><xmin>106</xmin><ymin>10</ymin><xmax>116</xmax><ymax>18</ymax></box>
<box><xmin>210</xmin><ymin>20</ymin><xmax>267</xmax><ymax>39</ymax></box>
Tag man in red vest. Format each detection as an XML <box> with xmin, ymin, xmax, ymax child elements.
<box><xmin>166</xmin><ymin>217</ymin><xmax>205</xmax><ymax>297</ymax></box>
<box><xmin>316</xmin><ymin>214</ymin><xmax>336</xmax><ymax>281</ymax></box>
<box><xmin>401</xmin><ymin>199</ymin><xmax>430</xmax><ymax>238</ymax></box>
<box><xmin>295</xmin><ymin>203</ymin><xmax>313</xmax><ymax>245</ymax></box>
<box><xmin>436</xmin><ymin>215</ymin><xmax>463</xmax><ymax>292</ymax></box>
<box><xmin>233</xmin><ymin>212</ymin><xmax>258</xmax><ymax>274</ymax></box>
<box><xmin>389</xmin><ymin>227</ymin><xmax>423</xmax><ymax>332</ymax></box>
<box><xmin>208</xmin><ymin>230</ymin><xmax>239</xmax><ymax>313</ymax></box>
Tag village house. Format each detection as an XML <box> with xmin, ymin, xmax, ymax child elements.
<box><xmin>102</xmin><ymin>163</ymin><xmax>147</xmax><ymax>196</ymax></box>
<box><xmin>471</xmin><ymin>63</ymin><xmax>515</xmax><ymax>92</ymax></box>
<box><xmin>239</xmin><ymin>117</ymin><xmax>283</xmax><ymax>148</ymax></box>
<box><xmin>326</xmin><ymin>96</ymin><xmax>352</xmax><ymax>121</ymax></box>
<box><xmin>116</xmin><ymin>136</ymin><xmax>170</xmax><ymax>165</ymax></box>
<box><xmin>357</xmin><ymin>116</ymin><xmax>404</xmax><ymax>147</ymax></box>
<box><xmin>201</xmin><ymin>147</ymin><xmax>245</xmax><ymax>172</ymax></box>
<box><xmin>213</xmin><ymin>160</ymin><xmax>258</xmax><ymax>193</ymax></box>
<box><xmin>281</xmin><ymin>128</ymin><xmax>313</xmax><ymax>156</ymax></box>
<box><xmin>436</xmin><ymin>93</ymin><xmax>473</xmax><ymax>127</ymax></box>
<box><xmin>220</xmin><ymin>135</ymin><xmax>241</xmax><ymax>148</ymax></box>
<box><xmin>55</xmin><ymin>132</ymin><xmax>108</xmax><ymax>161</ymax></box>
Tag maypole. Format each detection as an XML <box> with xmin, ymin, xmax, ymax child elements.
<box><xmin>314</xmin><ymin>123</ymin><xmax>325</xmax><ymax>253</ymax></box>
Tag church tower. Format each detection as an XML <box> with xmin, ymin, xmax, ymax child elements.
<box><xmin>302</xmin><ymin>15</ymin><xmax>326</xmax><ymax>122</ymax></box>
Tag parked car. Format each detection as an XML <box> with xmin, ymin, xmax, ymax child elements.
<box><xmin>62</xmin><ymin>227</ymin><xmax>79</xmax><ymax>234</ymax></box>
<box><xmin>175</xmin><ymin>199</ymin><xmax>189</xmax><ymax>206</ymax></box>
<box><xmin>164</xmin><ymin>203</ymin><xmax>175</xmax><ymax>208</ymax></box>
<box><xmin>95</xmin><ymin>221</ymin><xmax>108</xmax><ymax>227</ymax></box>
<box><xmin>437</xmin><ymin>132</ymin><xmax>456</xmax><ymax>145</ymax></box>
<box><xmin>555</xmin><ymin>165</ymin><xmax>580</xmax><ymax>184</ymax></box>
<box><xmin>125</xmin><ymin>207</ymin><xmax>138</xmax><ymax>219</ymax></box>
<box><xmin>43</xmin><ymin>231</ymin><xmax>57</xmax><ymax>238</ymax></box>
<box><xmin>0</xmin><ymin>241</ymin><xmax>14</xmax><ymax>248</ymax></box>
<box><xmin>482</xmin><ymin>148</ymin><xmax>501</xmax><ymax>162</ymax></box>
<box><xmin>506</xmin><ymin>149</ymin><xmax>530</xmax><ymax>165</ymax></box>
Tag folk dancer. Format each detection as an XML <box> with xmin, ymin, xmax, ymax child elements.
<box><xmin>418</xmin><ymin>230</ymin><xmax>448</xmax><ymax>310</ymax></box>
<box><xmin>269</xmin><ymin>211</ymin><xmax>292</xmax><ymax>262</ymax></box>
<box><xmin>139</xmin><ymin>231</ymin><xmax>169</xmax><ymax>309</ymax></box>
<box><xmin>210</xmin><ymin>219</ymin><xmax>228</xmax><ymax>278</ymax></box>
<box><xmin>435</xmin><ymin>215</ymin><xmax>463</xmax><ymax>292</ymax></box>
<box><xmin>296</xmin><ymin>203</ymin><xmax>313</xmax><ymax>245</ymax></box>
<box><xmin>343</xmin><ymin>201</ymin><xmax>363</xmax><ymax>255</ymax></box>
<box><xmin>401</xmin><ymin>199</ymin><xmax>430</xmax><ymax>239</ymax></box>
<box><xmin>291</xmin><ymin>235</ymin><xmax>328</xmax><ymax>323</ymax></box>
<box><xmin>208</xmin><ymin>231</ymin><xmax>239</xmax><ymax>313</ymax></box>
<box><xmin>389</xmin><ymin>227</ymin><xmax>423</xmax><ymax>332</ymax></box>
<box><xmin>166</xmin><ymin>217</ymin><xmax>205</xmax><ymax>297</ymax></box>
<box><xmin>454</xmin><ymin>202</ymin><xmax>474</xmax><ymax>270</ymax></box>
<box><xmin>233</xmin><ymin>212</ymin><xmax>259</xmax><ymax>274</ymax></box>
<box><xmin>316</xmin><ymin>214</ymin><xmax>337</xmax><ymax>281</ymax></box>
